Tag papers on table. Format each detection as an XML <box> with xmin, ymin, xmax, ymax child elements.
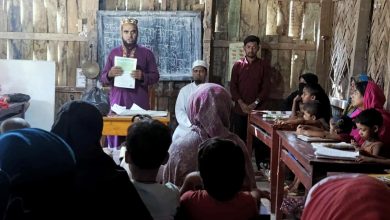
<box><xmin>311</xmin><ymin>142</ymin><xmax>355</xmax><ymax>150</ymax></box>
<box><xmin>259</xmin><ymin>111</ymin><xmax>291</xmax><ymax>119</ymax></box>
<box><xmin>111</xmin><ymin>104</ymin><xmax>168</xmax><ymax>117</ymax></box>
<box><xmin>313</xmin><ymin>145</ymin><xmax>359</xmax><ymax>160</ymax></box>
<box><xmin>114</xmin><ymin>56</ymin><xmax>136</xmax><ymax>89</ymax></box>
<box><xmin>297</xmin><ymin>135</ymin><xmax>338</xmax><ymax>142</ymax></box>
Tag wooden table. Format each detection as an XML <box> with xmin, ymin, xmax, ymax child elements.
<box><xmin>275</xmin><ymin>131</ymin><xmax>390</xmax><ymax>220</ymax></box>
<box><xmin>102</xmin><ymin>115</ymin><xmax>170</xmax><ymax>136</ymax></box>
<box><xmin>0</xmin><ymin>102</ymin><xmax>28</xmax><ymax>123</ymax></box>
<box><xmin>246</xmin><ymin>112</ymin><xmax>294</xmax><ymax>213</ymax></box>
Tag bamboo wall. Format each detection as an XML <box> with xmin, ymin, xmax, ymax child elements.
<box><xmin>367</xmin><ymin>0</ymin><xmax>390</xmax><ymax>109</ymax></box>
<box><xmin>329</xmin><ymin>0</ymin><xmax>359</xmax><ymax>98</ymax></box>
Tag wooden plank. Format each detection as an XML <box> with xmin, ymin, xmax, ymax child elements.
<box><xmin>161</xmin><ymin>0</ymin><xmax>167</xmax><ymax>10</ymax></box>
<box><xmin>279</xmin><ymin>50</ymin><xmax>292</xmax><ymax>97</ymax></box>
<box><xmin>7</xmin><ymin>0</ymin><xmax>22</xmax><ymax>59</ymax></box>
<box><xmin>0</xmin><ymin>32</ymin><xmax>90</xmax><ymax>41</ymax></box>
<box><xmin>305</xmin><ymin>50</ymin><xmax>317</xmax><ymax>72</ymax></box>
<box><xmin>288</xmin><ymin>0</ymin><xmax>304</xmax><ymax>38</ymax></box>
<box><xmin>115</xmin><ymin>0</ymin><xmax>125</xmax><ymax>10</ymax></box>
<box><xmin>228</xmin><ymin>0</ymin><xmax>240</xmax><ymax>41</ymax></box>
<box><xmin>33</xmin><ymin>0</ymin><xmax>48</xmax><ymax>60</ymax></box>
<box><xmin>203</xmin><ymin>0</ymin><xmax>215</xmax><ymax>80</ymax></box>
<box><xmin>105</xmin><ymin>0</ymin><xmax>117</xmax><ymax>10</ymax></box>
<box><xmin>315</xmin><ymin>0</ymin><xmax>333</xmax><ymax>91</ymax></box>
<box><xmin>140</xmin><ymin>0</ymin><xmax>155</xmax><ymax>10</ymax></box>
<box><xmin>349</xmin><ymin>0</ymin><xmax>372</xmax><ymax>80</ymax></box>
<box><xmin>240</xmin><ymin>0</ymin><xmax>261</xmax><ymax>39</ymax></box>
<box><xmin>277</xmin><ymin>0</ymin><xmax>290</xmax><ymax>35</ymax></box>
<box><xmin>20</xmin><ymin>0</ymin><xmax>33</xmax><ymax>60</ymax></box>
<box><xmin>266</xmin><ymin>0</ymin><xmax>278</xmax><ymax>35</ymax></box>
<box><xmin>67</xmin><ymin>0</ymin><xmax>79</xmax><ymax>34</ymax></box>
<box><xmin>46</xmin><ymin>0</ymin><xmax>57</xmax><ymax>33</ymax></box>
<box><xmin>290</xmin><ymin>50</ymin><xmax>305</xmax><ymax>89</ymax></box>
<box><xmin>213</xmin><ymin>40</ymin><xmax>316</xmax><ymax>50</ymax></box>
<box><xmin>386</xmin><ymin>41</ymin><xmax>390</xmax><ymax>110</ymax></box>
<box><xmin>57</xmin><ymin>0</ymin><xmax>68</xmax><ymax>86</ymax></box>
<box><xmin>67</xmin><ymin>41</ymin><xmax>78</xmax><ymax>87</ymax></box>
<box><xmin>215</xmin><ymin>0</ymin><xmax>229</xmax><ymax>33</ymax></box>
<box><xmin>0</xmin><ymin>0</ymin><xmax>8</xmax><ymax>59</ymax></box>
<box><xmin>128</xmin><ymin>0</ymin><xmax>140</xmax><ymax>10</ymax></box>
<box><xmin>302</xmin><ymin>3</ymin><xmax>320</xmax><ymax>41</ymax></box>
<box><xmin>259</xmin><ymin>0</ymin><xmax>268</xmax><ymax>39</ymax></box>
<box><xmin>170</xmin><ymin>0</ymin><xmax>177</xmax><ymax>10</ymax></box>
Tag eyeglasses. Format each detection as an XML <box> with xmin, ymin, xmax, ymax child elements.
<box><xmin>121</xmin><ymin>17</ymin><xmax>138</xmax><ymax>26</ymax></box>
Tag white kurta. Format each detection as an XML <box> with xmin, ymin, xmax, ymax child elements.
<box><xmin>172</xmin><ymin>82</ymin><xmax>199</xmax><ymax>141</ymax></box>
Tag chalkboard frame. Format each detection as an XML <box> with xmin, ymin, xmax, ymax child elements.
<box><xmin>97</xmin><ymin>10</ymin><xmax>202</xmax><ymax>81</ymax></box>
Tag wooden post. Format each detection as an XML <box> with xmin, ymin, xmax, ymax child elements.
<box><xmin>315</xmin><ymin>0</ymin><xmax>333</xmax><ymax>92</ymax></box>
<box><xmin>349</xmin><ymin>0</ymin><xmax>372</xmax><ymax>82</ymax></box>
<box><xmin>266</xmin><ymin>0</ymin><xmax>278</xmax><ymax>35</ymax></box>
<box><xmin>228</xmin><ymin>0</ymin><xmax>240</xmax><ymax>41</ymax></box>
<box><xmin>203</xmin><ymin>0</ymin><xmax>215</xmax><ymax>81</ymax></box>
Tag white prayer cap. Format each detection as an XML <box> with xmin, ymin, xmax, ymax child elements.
<box><xmin>192</xmin><ymin>60</ymin><xmax>208</xmax><ymax>70</ymax></box>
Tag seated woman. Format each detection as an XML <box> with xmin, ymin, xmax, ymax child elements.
<box><xmin>0</xmin><ymin>128</ymin><xmax>76</xmax><ymax>220</ymax></box>
<box><xmin>301</xmin><ymin>174</ymin><xmax>390</xmax><ymax>220</ymax></box>
<box><xmin>350</xmin><ymin>81</ymin><xmax>390</xmax><ymax>149</ymax></box>
<box><xmin>51</xmin><ymin>101</ymin><xmax>152</xmax><ymax>219</ymax></box>
<box><xmin>281</xmin><ymin>72</ymin><xmax>318</xmax><ymax>111</ymax></box>
<box><xmin>163</xmin><ymin>83</ymin><xmax>256</xmax><ymax>190</ymax></box>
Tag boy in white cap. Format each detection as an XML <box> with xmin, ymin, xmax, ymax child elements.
<box><xmin>172</xmin><ymin>60</ymin><xmax>208</xmax><ymax>141</ymax></box>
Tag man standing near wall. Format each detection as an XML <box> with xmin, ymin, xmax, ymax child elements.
<box><xmin>172</xmin><ymin>60</ymin><xmax>208</xmax><ymax>141</ymax></box>
<box><xmin>230</xmin><ymin>35</ymin><xmax>270</xmax><ymax>169</ymax></box>
<box><xmin>100</xmin><ymin>17</ymin><xmax>159</xmax><ymax>148</ymax></box>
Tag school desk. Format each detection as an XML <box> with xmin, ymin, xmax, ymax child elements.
<box><xmin>246</xmin><ymin>112</ymin><xmax>295</xmax><ymax>214</ymax></box>
<box><xmin>274</xmin><ymin>131</ymin><xmax>390</xmax><ymax>220</ymax></box>
<box><xmin>102</xmin><ymin>114</ymin><xmax>170</xmax><ymax>136</ymax></box>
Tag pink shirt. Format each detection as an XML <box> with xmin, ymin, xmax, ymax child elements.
<box><xmin>180</xmin><ymin>190</ymin><xmax>258</xmax><ymax>220</ymax></box>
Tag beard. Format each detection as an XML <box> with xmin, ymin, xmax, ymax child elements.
<box><xmin>122</xmin><ymin>38</ymin><xmax>136</xmax><ymax>49</ymax></box>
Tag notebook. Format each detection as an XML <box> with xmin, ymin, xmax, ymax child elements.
<box><xmin>311</xmin><ymin>142</ymin><xmax>355</xmax><ymax>150</ymax></box>
<box><xmin>314</xmin><ymin>146</ymin><xmax>359</xmax><ymax>160</ymax></box>
<box><xmin>297</xmin><ymin>135</ymin><xmax>338</xmax><ymax>142</ymax></box>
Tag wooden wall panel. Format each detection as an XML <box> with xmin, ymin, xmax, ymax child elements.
<box><xmin>33</xmin><ymin>0</ymin><xmax>47</xmax><ymax>60</ymax></box>
<box><xmin>21</xmin><ymin>0</ymin><xmax>33</xmax><ymax>60</ymax></box>
<box><xmin>128</xmin><ymin>0</ymin><xmax>141</xmax><ymax>10</ymax></box>
<box><xmin>8</xmin><ymin>0</ymin><xmax>22</xmax><ymax>59</ymax></box>
<box><xmin>0</xmin><ymin>0</ymin><xmax>8</xmax><ymax>59</ymax></box>
<box><xmin>240</xmin><ymin>0</ymin><xmax>261</xmax><ymax>40</ymax></box>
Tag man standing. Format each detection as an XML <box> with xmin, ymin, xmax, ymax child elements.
<box><xmin>100</xmin><ymin>17</ymin><xmax>159</xmax><ymax>147</ymax></box>
<box><xmin>172</xmin><ymin>60</ymin><xmax>207</xmax><ymax>141</ymax></box>
<box><xmin>230</xmin><ymin>35</ymin><xmax>270</xmax><ymax>170</ymax></box>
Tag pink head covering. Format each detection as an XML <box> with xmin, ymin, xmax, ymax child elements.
<box><xmin>364</xmin><ymin>81</ymin><xmax>386</xmax><ymax>109</ymax></box>
<box><xmin>350</xmin><ymin>81</ymin><xmax>390</xmax><ymax>147</ymax></box>
<box><xmin>187</xmin><ymin>83</ymin><xmax>232</xmax><ymax>140</ymax></box>
<box><xmin>302</xmin><ymin>174</ymin><xmax>390</xmax><ymax>220</ymax></box>
<box><xmin>163</xmin><ymin>83</ymin><xmax>255</xmax><ymax>188</ymax></box>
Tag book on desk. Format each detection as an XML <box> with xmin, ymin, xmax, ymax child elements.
<box><xmin>312</xmin><ymin>143</ymin><xmax>359</xmax><ymax>160</ymax></box>
<box><xmin>297</xmin><ymin>134</ymin><xmax>338</xmax><ymax>142</ymax></box>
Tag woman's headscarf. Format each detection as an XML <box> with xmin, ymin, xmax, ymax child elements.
<box><xmin>0</xmin><ymin>128</ymin><xmax>76</xmax><ymax>219</ymax></box>
<box><xmin>187</xmin><ymin>83</ymin><xmax>232</xmax><ymax>140</ymax></box>
<box><xmin>302</xmin><ymin>174</ymin><xmax>390</xmax><ymax>220</ymax></box>
<box><xmin>164</xmin><ymin>83</ymin><xmax>255</xmax><ymax>188</ymax></box>
<box><xmin>51</xmin><ymin>101</ymin><xmax>103</xmax><ymax>160</ymax></box>
<box><xmin>350</xmin><ymin>81</ymin><xmax>390</xmax><ymax>147</ymax></box>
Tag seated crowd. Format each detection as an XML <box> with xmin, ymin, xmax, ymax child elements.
<box><xmin>1</xmin><ymin>78</ymin><xmax>390</xmax><ymax>220</ymax></box>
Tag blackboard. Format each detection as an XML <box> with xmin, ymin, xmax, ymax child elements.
<box><xmin>97</xmin><ymin>11</ymin><xmax>202</xmax><ymax>81</ymax></box>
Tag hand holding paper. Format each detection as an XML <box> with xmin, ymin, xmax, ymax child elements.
<box><xmin>114</xmin><ymin>56</ymin><xmax>137</xmax><ymax>89</ymax></box>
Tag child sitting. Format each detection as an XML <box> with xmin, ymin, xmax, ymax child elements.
<box><xmin>279</xmin><ymin>101</ymin><xmax>329</xmax><ymax>130</ymax></box>
<box><xmin>290</xmin><ymin>83</ymin><xmax>331</xmax><ymax>122</ymax></box>
<box><xmin>178</xmin><ymin>137</ymin><xmax>263</xmax><ymax>220</ymax></box>
<box><xmin>296</xmin><ymin>115</ymin><xmax>354</xmax><ymax>142</ymax></box>
<box><xmin>125</xmin><ymin>119</ymin><xmax>179</xmax><ymax>220</ymax></box>
<box><xmin>353</xmin><ymin>108</ymin><xmax>384</xmax><ymax>157</ymax></box>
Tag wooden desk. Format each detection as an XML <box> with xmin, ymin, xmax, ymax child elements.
<box><xmin>102</xmin><ymin>115</ymin><xmax>170</xmax><ymax>136</ymax></box>
<box><xmin>246</xmin><ymin>112</ymin><xmax>294</xmax><ymax>213</ymax></box>
<box><xmin>0</xmin><ymin>102</ymin><xmax>28</xmax><ymax>123</ymax></box>
<box><xmin>275</xmin><ymin>131</ymin><xmax>390</xmax><ymax>220</ymax></box>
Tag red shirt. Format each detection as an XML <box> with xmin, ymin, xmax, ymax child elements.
<box><xmin>230</xmin><ymin>57</ymin><xmax>270</xmax><ymax>115</ymax></box>
<box><xmin>180</xmin><ymin>190</ymin><xmax>258</xmax><ymax>220</ymax></box>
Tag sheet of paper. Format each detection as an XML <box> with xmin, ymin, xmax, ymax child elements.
<box><xmin>114</xmin><ymin>56</ymin><xmax>137</xmax><ymax>89</ymax></box>
<box><xmin>297</xmin><ymin>135</ymin><xmax>337</xmax><ymax>142</ymax></box>
<box><xmin>111</xmin><ymin>104</ymin><xmax>168</xmax><ymax>117</ymax></box>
